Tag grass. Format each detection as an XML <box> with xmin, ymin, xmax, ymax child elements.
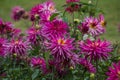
<box><xmin>0</xmin><ymin>0</ymin><xmax>120</xmax><ymax>41</ymax></box>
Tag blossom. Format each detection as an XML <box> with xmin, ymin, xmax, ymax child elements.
<box><xmin>41</xmin><ymin>20</ymin><xmax>69</xmax><ymax>39</ymax></box>
<box><xmin>65</xmin><ymin>0</ymin><xmax>80</xmax><ymax>13</ymax></box>
<box><xmin>98</xmin><ymin>14</ymin><xmax>106</xmax><ymax>27</ymax></box>
<box><xmin>106</xmin><ymin>61</ymin><xmax>120</xmax><ymax>80</ymax></box>
<box><xmin>82</xmin><ymin>17</ymin><xmax>105</xmax><ymax>36</ymax></box>
<box><xmin>27</xmin><ymin>27</ymin><xmax>41</xmax><ymax>46</ymax></box>
<box><xmin>30</xmin><ymin>1</ymin><xmax>56</xmax><ymax>21</ymax></box>
<box><xmin>31</xmin><ymin>57</ymin><xmax>47</xmax><ymax>73</ymax></box>
<box><xmin>79</xmin><ymin>58</ymin><xmax>96</xmax><ymax>73</ymax></box>
<box><xmin>0</xmin><ymin>38</ymin><xmax>7</xmax><ymax>57</ymax></box>
<box><xmin>0</xmin><ymin>18</ymin><xmax>14</xmax><ymax>35</ymax></box>
<box><xmin>11</xmin><ymin>6</ymin><xmax>25</xmax><ymax>21</ymax></box>
<box><xmin>40</xmin><ymin>10</ymin><xmax>51</xmax><ymax>23</ymax></box>
<box><xmin>46</xmin><ymin>37</ymin><xmax>74</xmax><ymax>61</ymax></box>
<box><xmin>79</xmin><ymin>39</ymin><xmax>112</xmax><ymax>61</ymax></box>
<box><xmin>8</xmin><ymin>39</ymin><xmax>29</xmax><ymax>56</ymax></box>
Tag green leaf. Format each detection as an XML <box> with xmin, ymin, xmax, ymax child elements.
<box><xmin>32</xmin><ymin>69</ymin><xmax>40</xmax><ymax>80</ymax></box>
<box><xmin>50</xmin><ymin>13</ymin><xmax>59</xmax><ymax>21</ymax></box>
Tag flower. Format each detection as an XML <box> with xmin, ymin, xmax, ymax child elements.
<box><xmin>0</xmin><ymin>38</ymin><xmax>7</xmax><ymax>57</ymax></box>
<box><xmin>79</xmin><ymin>58</ymin><xmax>96</xmax><ymax>73</ymax></box>
<box><xmin>46</xmin><ymin>37</ymin><xmax>75</xmax><ymax>62</ymax></box>
<box><xmin>106</xmin><ymin>61</ymin><xmax>120</xmax><ymax>80</ymax></box>
<box><xmin>65</xmin><ymin>0</ymin><xmax>80</xmax><ymax>13</ymax></box>
<box><xmin>79</xmin><ymin>39</ymin><xmax>112</xmax><ymax>61</ymax></box>
<box><xmin>41</xmin><ymin>20</ymin><xmax>69</xmax><ymax>39</ymax></box>
<box><xmin>78</xmin><ymin>22</ymin><xmax>89</xmax><ymax>34</ymax></box>
<box><xmin>27</xmin><ymin>27</ymin><xmax>41</xmax><ymax>46</ymax></box>
<box><xmin>8</xmin><ymin>39</ymin><xmax>29</xmax><ymax>56</ymax></box>
<box><xmin>40</xmin><ymin>10</ymin><xmax>51</xmax><ymax>23</ymax></box>
<box><xmin>30</xmin><ymin>1</ymin><xmax>56</xmax><ymax>21</ymax></box>
<box><xmin>0</xmin><ymin>18</ymin><xmax>14</xmax><ymax>35</ymax></box>
<box><xmin>31</xmin><ymin>57</ymin><xmax>47</xmax><ymax>73</ymax></box>
<box><xmin>11</xmin><ymin>6</ymin><xmax>25</xmax><ymax>21</ymax></box>
<box><xmin>82</xmin><ymin>17</ymin><xmax>105</xmax><ymax>36</ymax></box>
<box><xmin>98</xmin><ymin>14</ymin><xmax>106</xmax><ymax>27</ymax></box>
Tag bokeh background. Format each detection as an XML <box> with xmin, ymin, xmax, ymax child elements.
<box><xmin>0</xmin><ymin>0</ymin><xmax>120</xmax><ymax>41</ymax></box>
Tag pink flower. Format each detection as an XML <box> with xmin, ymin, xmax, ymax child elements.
<box><xmin>98</xmin><ymin>14</ymin><xmax>106</xmax><ymax>27</ymax></box>
<box><xmin>8</xmin><ymin>39</ymin><xmax>29</xmax><ymax>56</ymax></box>
<box><xmin>65</xmin><ymin>0</ymin><xmax>80</xmax><ymax>13</ymax></box>
<box><xmin>41</xmin><ymin>20</ymin><xmax>69</xmax><ymax>39</ymax></box>
<box><xmin>30</xmin><ymin>1</ymin><xmax>56</xmax><ymax>21</ymax></box>
<box><xmin>40</xmin><ymin>10</ymin><xmax>52</xmax><ymax>23</ymax></box>
<box><xmin>106</xmin><ymin>61</ymin><xmax>120</xmax><ymax>80</ymax></box>
<box><xmin>27</xmin><ymin>27</ymin><xmax>41</xmax><ymax>46</ymax></box>
<box><xmin>79</xmin><ymin>58</ymin><xmax>96</xmax><ymax>73</ymax></box>
<box><xmin>0</xmin><ymin>38</ymin><xmax>7</xmax><ymax>57</ymax></box>
<box><xmin>31</xmin><ymin>57</ymin><xmax>47</xmax><ymax>73</ymax></box>
<box><xmin>0</xmin><ymin>18</ymin><xmax>14</xmax><ymax>35</ymax></box>
<box><xmin>46</xmin><ymin>37</ymin><xmax>74</xmax><ymax>62</ymax></box>
<box><xmin>11</xmin><ymin>6</ymin><xmax>25</xmax><ymax>21</ymax></box>
<box><xmin>79</xmin><ymin>39</ymin><xmax>112</xmax><ymax>61</ymax></box>
<box><xmin>82</xmin><ymin>17</ymin><xmax>105</xmax><ymax>36</ymax></box>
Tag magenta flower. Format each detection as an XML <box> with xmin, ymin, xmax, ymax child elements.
<box><xmin>40</xmin><ymin>10</ymin><xmax>51</xmax><ymax>23</ymax></box>
<box><xmin>11</xmin><ymin>6</ymin><xmax>25</xmax><ymax>21</ymax></box>
<box><xmin>45</xmin><ymin>37</ymin><xmax>76</xmax><ymax>63</ymax></box>
<box><xmin>42</xmin><ymin>1</ymin><xmax>56</xmax><ymax>13</ymax></box>
<box><xmin>30</xmin><ymin>1</ymin><xmax>56</xmax><ymax>21</ymax></box>
<box><xmin>65</xmin><ymin>0</ymin><xmax>80</xmax><ymax>13</ymax></box>
<box><xmin>98</xmin><ymin>14</ymin><xmax>106</xmax><ymax>27</ymax></box>
<box><xmin>106</xmin><ymin>61</ymin><xmax>120</xmax><ymax>80</ymax></box>
<box><xmin>79</xmin><ymin>39</ymin><xmax>112</xmax><ymax>61</ymax></box>
<box><xmin>0</xmin><ymin>38</ymin><xmax>7</xmax><ymax>57</ymax></box>
<box><xmin>0</xmin><ymin>18</ymin><xmax>14</xmax><ymax>35</ymax></box>
<box><xmin>79</xmin><ymin>58</ymin><xmax>96</xmax><ymax>73</ymax></box>
<box><xmin>82</xmin><ymin>17</ymin><xmax>105</xmax><ymax>36</ymax></box>
<box><xmin>78</xmin><ymin>22</ymin><xmax>89</xmax><ymax>34</ymax></box>
<box><xmin>27</xmin><ymin>27</ymin><xmax>41</xmax><ymax>46</ymax></box>
<box><xmin>31</xmin><ymin>57</ymin><xmax>47</xmax><ymax>73</ymax></box>
<box><xmin>41</xmin><ymin>20</ymin><xmax>69</xmax><ymax>39</ymax></box>
<box><xmin>8</xmin><ymin>39</ymin><xmax>29</xmax><ymax>56</ymax></box>
<box><xmin>30</xmin><ymin>4</ymin><xmax>43</xmax><ymax>21</ymax></box>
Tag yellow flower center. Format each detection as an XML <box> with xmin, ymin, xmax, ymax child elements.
<box><xmin>58</xmin><ymin>39</ymin><xmax>66</xmax><ymax>45</ymax></box>
<box><xmin>101</xmin><ymin>20</ymin><xmax>106</xmax><ymax>27</ymax></box>
<box><xmin>90</xmin><ymin>23</ymin><xmax>96</xmax><ymax>29</ymax></box>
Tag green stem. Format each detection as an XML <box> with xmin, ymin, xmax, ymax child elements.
<box><xmin>96</xmin><ymin>60</ymin><xmax>98</xmax><ymax>80</ymax></box>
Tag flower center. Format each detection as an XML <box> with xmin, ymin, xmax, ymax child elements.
<box><xmin>91</xmin><ymin>42</ymin><xmax>99</xmax><ymax>47</ymax></box>
<box><xmin>90</xmin><ymin>23</ymin><xmax>96</xmax><ymax>29</ymax></box>
<box><xmin>58</xmin><ymin>39</ymin><xmax>66</xmax><ymax>45</ymax></box>
<box><xmin>50</xmin><ymin>6</ymin><xmax>55</xmax><ymax>12</ymax></box>
<box><xmin>101</xmin><ymin>20</ymin><xmax>106</xmax><ymax>27</ymax></box>
<box><xmin>15</xmin><ymin>40</ymin><xmax>19</xmax><ymax>44</ymax></box>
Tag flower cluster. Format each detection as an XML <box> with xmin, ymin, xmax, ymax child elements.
<box><xmin>0</xmin><ymin>0</ymin><xmax>116</xmax><ymax>80</ymax></box>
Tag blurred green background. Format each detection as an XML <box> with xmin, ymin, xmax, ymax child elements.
<box><xmin>0</xmin><ymin>0</ymin><xmax>120</xmax><ymax>41</ymax></box>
